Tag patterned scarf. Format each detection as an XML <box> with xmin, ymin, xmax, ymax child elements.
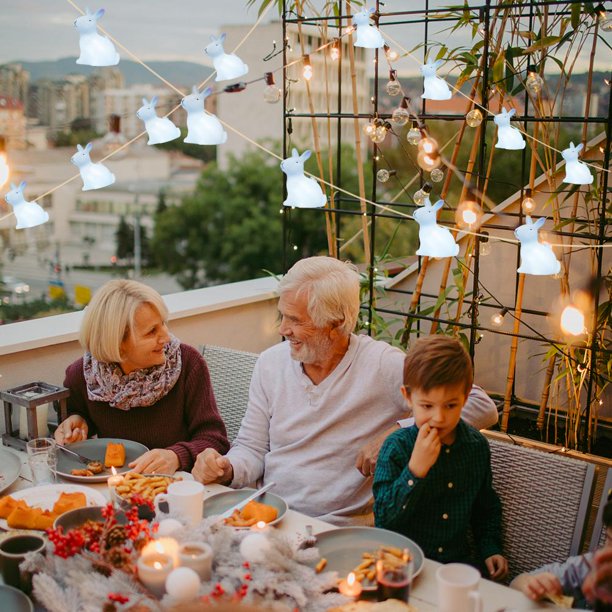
<box><xmin>83</xmin><ymin>335</ymin><xmax>182</xmax><ymax>410</ymax></box>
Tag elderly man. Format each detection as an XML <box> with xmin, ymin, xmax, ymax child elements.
<box><xmin>193</xmin><ymin>256</ymin><xmax>498</xmax><ymax>525</ymax></box>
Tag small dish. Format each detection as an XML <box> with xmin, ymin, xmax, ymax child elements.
<box><xmin>54</xmin><ymin>505</ymin><xmax>127</xmax><ymax>531</ymax></box>
<box><xmin>203</xmin><ymin>488</ymin><xmax>288</xmax><ymax>527</ymax></box>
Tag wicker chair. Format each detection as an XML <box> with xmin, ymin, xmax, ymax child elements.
<box><xmin>589</xmin><ymin>467</ymin><xmax>612</xmax><ymax>550</ymax></box>
<box><xmin>487</xmin><ymin>438</ymin><xmax>595</xmax><ymax>581</ymax></box>
<box><xmin>201</xmin><ymin>344</ymin><xmax>259</xmax><ymax>443</ymax></box>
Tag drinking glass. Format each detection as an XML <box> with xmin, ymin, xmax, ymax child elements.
<box><xmin>376</xmin><ymin>553</ymin><xmax>413</xmax><ymax>603</ymax></box>
<box><xmin>26</xmin><ymin>437</ymin><xmax>57</xmax><ymax>484</ymax></box>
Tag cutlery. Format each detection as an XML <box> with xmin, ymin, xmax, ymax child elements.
<box><xmin>217</xmin><ymin>481</ymin><xmax>276</xmax><ymax>521</ymax></box>
<box><xmin>56</xmin><ymin>443</ymin><xmax>98</xmax><ymax>465</ymax></box>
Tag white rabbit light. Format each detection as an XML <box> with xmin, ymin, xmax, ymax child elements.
<box><xmin>136</xmin><ymin>97</ymin><xmax>181</xmax><ymax>145</ymax></box>
<box><xmin>515</xmin><ymin>216</ymin><xmax>560</xmax><ymax>276</ymax></box>
<box><xmin>204</xmin><ymin>34</ymin><xmax>248</xmax><ymax>82</ymax></box>
<box><xmin>562</xmin><ymin>142</ymin><xmax>593</xmax><ymax>185</ymax></box>
<box><xmin>413</xmin><ymin>197</ymin><xmax>459</xmax><ymax>258</ymax></box>
<box><xmin>420</xmin><ymin>59</ymin><xmax>452</xmax><ymax>100</ymax></box>
<box><xmin>181</xmin><ymin>86</ymin><xmax>227</xmax><ymax>145</ymax></box>
<box><xmin>352</xmin><ymin>7</ymin><xmax>385</xmax><ymax>49</ymax></box>
<box><xmin>71</xmin><ymin>142</ymin><xmax>116</xmax><ymax>191</ymax></box>
<box><xmin>4</xmin><ymin>181</ymin><xmax>49</xmax><ymax>229</ymax></box>
<box><xmin>280</xmin><ymin>149</ymin><xmax>326</xmax><ymax>209</ymax></box>
<box><xmin>74</xmin><ymin>8</ymin><xmax>120</xmax><ymax>67</ymax></box>
<box><xmin>494</xmin><ymin>107</ymin><xmax>525</xmax><ymax>150</ymax></box>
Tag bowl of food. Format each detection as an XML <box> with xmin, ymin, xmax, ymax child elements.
<box><xmin>112</xmin><ymin>473</ymin><xmax>182</xmax><ymax>520</ymax></box>
<box><xmin>203</xmin><ymin>489</ymin><xmax>288</xmax><ymax>528</ymax></box>
<box><xmin>53</xmin><ymin>505</ymin><xmax>127</xmax><ymax>531</ymax></box>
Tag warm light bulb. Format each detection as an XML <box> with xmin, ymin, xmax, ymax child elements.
<box><xmin>417</xmin><ymin>151</ymin><xmax>441</xmax><ymax>171</ymax></box>
<box><xmin>385</xmin><ymin>47</ymin><xmax>399</xmax><ymax>62</ymax></box>
<box><xmin>430</xmin><ymin>168</ymin><xmax>444</xmax><ymax>183</ymax></box>
<box><xmin>560</xmin><ymin>305</ymin><xmax>586</xmax><ymax>336</ymax></box>
<box><xmin>385</xmin><ymin>79</ymin><xmax>402</xmax><ymax>97</ymax></box>
<box><xmin>526</xmin><ymin>67</ymin><xmax>544</xmax><ymax>96</ymax></box>
<box><xmin>0</xmin><ymin>153</ymin><xmax>8</xmax><ymax>188</ymax></box>
<box><xmin>522</xmin><ymin>196</ymin><xmax>536</xmax><ymax>214</ymax></box>
<box><xmin>598</xmin><ymin>8</ymin><xmax>612</xmax><ymax>31</ymax></box>
<box><xmin>455</xmin><ymin>198</ymin><xmax>483</xmax><ymax>229</ymax></box>
<box><xmin>344</xmin><ymin>25</ymin><xmax>354</xmax><ymax>35</ymax></box>
<box><xmin>418</xmin><ymin>136</ymin><xmax>438</xmax><ymax>155</ymax></box>
<box><xmin>377</xmin><ymin>169</ymin><xmax>390</xmax><ymax>183</ymax></box>
<box><xmin>371</xmin><ymin>125</ymin><xmax>388</xmax><ymax>144</ymax></box>
<box><xmin>330</xmin><ymin>43</ymin><xmax>340</xmax><ymax>61</ymax></box>
<box><xmin>491</xmin><ymin>309</ymin><xmax>507</xmax><ymax>327</ymax></box>
<box><xmin>466</xmin><ymin>109</ymin><xmax>483</xmax><ymax>127</ymax></box>
<box><xmin>391</xmin><ymin>106</ymin><xmax>410</xmax><ymax>126</ymax></box>
<box><xmin>462</xmin><ymin>209</ymin><xmax>478</xmax><ymax>225</ymax></box>
<box><xmin>303</xmin><ymin>64</ymin><xmax>313</xmax><ymax>81</ymax></box>
<box><xmin>406</xmin><ymin>125</ymin><xmax>421</xmax><ymax>145</ymax></box>
<box><xmin>363</xmin><ymin>122</ymin><xmax>376</xmax><ymax>136</ymax></box>
<box><xmin>413</xmin><ymin>189</ymin><xmax>426</xmax><ymax>205</ymax></box>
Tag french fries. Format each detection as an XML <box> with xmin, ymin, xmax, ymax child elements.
<box><xmin>345</xmin><ymin>547</ymin><xmax>411</xmax><ymax>585</ymax></box>
<box><xmin>114</xmin><ymin>473</ymin><xmax>180</xmax><ymax>502</ymax></box>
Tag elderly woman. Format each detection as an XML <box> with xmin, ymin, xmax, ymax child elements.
<box><xmin>55</xmin><ymin>279</ymin><xmax>229</xmax><ymax>474</ymax></box>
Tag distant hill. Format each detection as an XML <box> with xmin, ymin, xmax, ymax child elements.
<box><xmin>9</xmin><ymin>57</ymin><xmax>214</xmax><ymax>88</ymax></box>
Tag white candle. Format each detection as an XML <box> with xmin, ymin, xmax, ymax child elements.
<box><xmin>178</xmin><ymin>542</ymin><xmax>213</xmax><ymax>580</ymax></box>
<box><xmin>107</xmin><ymin>467</ymin><xmax>123</xmax><ymax>501</ymax></box>
<box><xmin>142</xmin><ymin>537</ymin><xmax>179</xmax><ymax>567</ymax></box>
<box><xmin>137</xmin><ymin>552</ymin><xmax>173</xmax><ymax>598</ymax></box>
<box><xmin>338</xmin><ymin>572</ymin><xmax>363</xmax><ymax>599</ymax></box>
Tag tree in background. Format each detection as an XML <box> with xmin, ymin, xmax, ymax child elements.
<box><xmin>115</xmin><ymin>216</ymin><xmax>151</xmax><ymax>265</ymax></box>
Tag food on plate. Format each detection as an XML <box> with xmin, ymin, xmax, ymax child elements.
<box><xmin>328</xmin><ymin>600</ymin><xmax>416</xmax><ymax>612</ymax></box>
<box><xmin>545</xmin><ymin>593</ymin><xmax>574</xmax><ymax>608</ymax></box>
<box><xmin>71</xmin><ymin>468</ymin><xmax>94</xmax><ymax>477</ymax></box>
<box><xmin>86</xmin><ymin>460</ymin><xmax>104</xmax><ymax>474</ymax></box>
<box><xmin>0</xmin><ymin>491</ymin><xmax>88</xmax><ymax>530</ymax></box>
<box><xmin>344</xmin><ymin>547</ymin><xmax>411</xmax><ymax>584</ymax></box>
<box><xmin>104</xmin><ymin>442</ymin><xmax>126</xmax><ymax>468</ymax></box>
<box><xmin>224</xmin><ymin>500</ymin><xmax>279</xmax><ymax>527</ymax></box>
<box><xmin>315</xmin><ymin>558</ymin><xmax>327</xmax><ymax>573</ymax></box>
<box><xmin>114</xmin><ymin>472</ymin><xmax>178</xmax><ymax>502</ymax></box>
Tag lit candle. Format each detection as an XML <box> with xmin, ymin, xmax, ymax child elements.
<box><xmin>251</xmin><ymin>520</ymin><xmax>268</xmax><ymax>532</ymax></box>
<box><xmin>338</xmin><ymin>572</ymin><xmax>363</xmax><ymax>600</ymax></box>
<box><xmin>137</xmin><ymin>552</ymin><xmax>173</xmax><ymax>598</ymax></box>
<box><xmin>107</xmin><ymin>467</ymin><xmax>123</xmax><ymax>502</ymax></box>
<box><xmin>178</xmin><ymin>542</ymin><xmax>213</xmax><ymax>581</ymax></box>
<box><xmin>142</xmin><ymin>537</ymin><xmax>179</xmax><ymax>567</ymax></box>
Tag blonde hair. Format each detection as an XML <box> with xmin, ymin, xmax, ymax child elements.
<box><xmin>79</xmin><ymin>279</ymin><xmax>168</xmax><ymax>363</ymax></box>
<box><xmin>278</xmin><ymin>256</ymin><xmax>360</xmax><ymax>336</ymax></box>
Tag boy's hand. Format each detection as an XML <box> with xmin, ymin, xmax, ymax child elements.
<box><xmin>485</xmin><ymin>554</ymin><xmax>509</xmax><ymax>581</ymax></box>
<box><xmin>515</xmin><ymin>571</ymin><xmax>562</xmax><ymax>600</ymax></box>
<box><xmin>408</xmin><ymin>423</ymin><xmax>441</xmax><ymax>478</ymax></box>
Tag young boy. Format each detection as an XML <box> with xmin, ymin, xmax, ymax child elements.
<box><xmin>373</xmin><ymin>335</ymin><xmax>508</xmax><ymax>580</ymax></box>
<box><xmin>511</xmin><ymin>498</ymin><xmax>612</xmax><ymax>609</ymax></box>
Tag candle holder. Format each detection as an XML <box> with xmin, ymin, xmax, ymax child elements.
<box><xmin>1</xmin><ymin>382</ymin><xmax>69</xmax><ymax>451</ymax></box>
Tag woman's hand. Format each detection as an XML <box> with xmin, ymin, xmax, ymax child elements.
<box><xmin>129</xmin><ymin>449</ymin><xmax>180</xmax><ymax>474</ymax></box>
<box><xmin>54</xmin><ymin>415</ymin><xmax>88</xmax><ymax>444</ymax></box>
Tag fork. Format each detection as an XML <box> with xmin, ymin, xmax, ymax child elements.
<box><xmin>56</xmin><ymin>443</ymin><xmax>98</xmax><ymax>465</ymax></box>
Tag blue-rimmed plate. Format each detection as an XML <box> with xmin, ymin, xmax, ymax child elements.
<box><xmin>0</xmin><ymin>448</ymin><xmax>22</xmax><ymax>494</ymax></box>
<box><xmin>55</xmin><ymin>438</ymin><xmax>149</xmax><ymax>483</ymax></box>
<box><xmin>203</xmin><ymin>488</ymin><xmax>288</xmax><ymax>527</ymax></box>
<box><xmin>0</xmin><ymin>585</ymin><xmax>33</xmax><ymax>612</ymax></box>
<box><xmin>314</xmin><ymin>526</ymin><xmax>424</xmax><ymax>591</ymax></box>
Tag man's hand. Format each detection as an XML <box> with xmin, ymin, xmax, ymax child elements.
<box><xmin>128</xmin><ymin>449</ymin><xmax>179</xmax><ymax>474</ymax></box>
<box><xmin>54</xmin><ymin>415</ymin><xmax>88</xmax><ymax>444</ymax></box>
<box><xmin>512</xmin><ymin>572</ymin><xmax>562</xmax><ymax>600</ymax></box>
<box><xmin>485</xmin><ymin>554</ymin><xmax>509</xmax><ymax>581</ymax></box>
<box><xmin>192</xmin><ymin>448</ymin><xmax>234</xmax><ymax>485</ymax></box>
<box><xmin>356</xmin><ymin>424</ymin><xmax>399</xmax><ymax>477</ymax></box>
<box><xmin>408</xmin><ymin>423</ymin><xmax>441</xmax><ymax>478</ymax></box>
<box><xmin>583</xmin><ymin>548</ymin><xmax>612</xmax><ymax>604</ymax></box>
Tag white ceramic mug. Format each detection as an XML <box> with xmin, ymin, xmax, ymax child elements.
<box><xmin>436</xmin><ymin>563</ymin><xmax>483</xmax><ymax>612</ymax></box>
<box><xmin>154</xmin><ymin>481</ymin><xmax>204</xmax><ymax>527</ymax></box>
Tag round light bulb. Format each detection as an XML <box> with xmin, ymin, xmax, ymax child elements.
<box><xmin>526</xmin><ymin>72</ymin><xmax>544</xmax><ymax>96</ymax></box>
<box><xmin>391</xmin><ymin>107</ymin><xmax>410</xmax><ymax>126</ymax></box>
<box><xmin>430</xmin><ymin>168</ymin><xmax>444</xmax><ymax>183</ymax></box>
<box><xmin>263</xmin><ymin>85</ymin><xmax>281</xmax><ymax>104</ymax></box>
<box><xmin>385</xmin><ymin>47</ymin><xmax>399</xmax><ymax>62</ymax></box>
<box><xmin>560</xmin><ymin>305</ymin><xmax>586</xmax><ymax>336</ymax></box>
<box><xmin>371</xmin><ymin>125</ymin><xmax>387</xmax><ymax>144</ymax></box>
<box><xmin>417</xmin><ymin>151</ymin><xmax>441</xmax><ymax>171</ymax></box>
<box><xmin>466</xmin><ymin>109</ymin><xmax>483</xmax><ymax>127</ymax></box>
<box><xmin>303</xmin><ymin>65</ymin><xmax>313</xmax><ymax>81</ymax></box>
<box><xmin>377</xmin><ymin>169</ymin><xmax>391</xmax><ymax>183</ymax></box>
<box><xmin>385</xmin><ymin>79</ymin><xmax>402</xmax><ymax>97</ymax></box>
<box><xmin>418</xmin><ymin>136</ymin><xmax>438</xmax><ymax>155</ymax></box>
<box><xmin>491</xmin><ymin>311</ymin><xmax>505</xmax><ymax>327</ymax></box>
<box><xmin>413</xmin><ymin>189</ymin><xmax>426</xmax><ymax>205</ymax></box>
<box><xmin>330</xmin><ymin>47</ymin><xmax>340</xmax><ymax>61</ymax></box>
<box><xmin>455</xmin><ymin>199</ymin><xmax>483</xmax><ymax>229</ymax></box>
<box><xmin>480</xmin><ymin>240</ymin><xmax>491</xmax><ymax>256</ymax></box>
<box><xmin>406</xmin><ymin>126</ymin><xmax>421</xmax><ymax>145</ymax></box>
<box><xmin>521</xmin><ymin>196</ymin><xmax>536</xmax><ymax>214</ymax></box>
<box><xmin>363</xmin><ymin>122</ymin><xmax>376</xmax><ymax>136</ymax></box>
<box><xmin>599</xmin><ymin>12</ymin><xmax>612</xmax><ymax>31</ymax></box>
<box><xmin>462</xmin><ymin>209</ymin><xmax>478</xmax><ymax>226</ymax></box>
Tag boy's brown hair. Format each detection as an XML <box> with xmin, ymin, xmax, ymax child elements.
<box><xmin>403</xmin><ymin>335</ymin><xmax>473</xmax><ymax>394</ymax></box>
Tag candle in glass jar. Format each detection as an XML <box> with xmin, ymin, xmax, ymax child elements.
<box><xmin>338</xmin><ymin>572</ymin><xmax>363</xmax><ymax>599</ymax></box>
<box><xmin>137</xmin><ymin>552</ymin><xmax>173</xmax><ymax>598</ymax></box>
<box><xmin>178</xmin><ymin>542</ymin><xmax>213</xmax><ymax>581</ymax></box>
<box><xmin>142</xmin><ymin>537</ymin><xmax>179</xmax><ymax>567</ymax></box>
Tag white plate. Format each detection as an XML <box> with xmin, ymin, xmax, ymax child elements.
<box><xmin>0</xmin><ymin>448</ymin><xmax>22</xmax><ymax>494</ymax></box>
<box><xmin>0</xmin><ymin>484</ymin><xmax>107</xmax><ymax>531</ymax></box>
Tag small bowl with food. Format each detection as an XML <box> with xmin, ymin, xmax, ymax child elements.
<box><xmin>203</xmin><ymin>488</ymin><xmax>288</xmax><ymax>528</ymax></box>
<box><xmin>112</xmin><ymin>473</ymin><xmax>182</xmax><ymax>520</ymax></box>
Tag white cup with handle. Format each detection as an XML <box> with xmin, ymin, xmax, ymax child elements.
<box><xmin>154</xmin><ymin>481</ymin><xmax>205</xmax><ymax>527</ymax></box>
<box><xmin>436</xmin><ymin>563</ymin><xmax>483</xmax><ymax>612</ymax></box>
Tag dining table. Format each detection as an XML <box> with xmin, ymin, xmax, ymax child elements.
<box><xmin>0</xmin><ymin>444</ymin><xmax>569</xmax><ymax>611</ymax></box>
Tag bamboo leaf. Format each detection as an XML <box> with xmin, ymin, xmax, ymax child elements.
<box><xmin>492</xmin><ymin>49</ymin><xmax>505</xmax><ymax>86</ymax></box>
<box><xmin>571</xmin><ymin>3</ymin><xmax>581</xmax><ymax>29</ymax></box>
<box><xmin>436</xmin><ymin>45</ymin><xmax>449</xmax><ymax>60</ymax></box>
<box><xmin>523</xmin><ymin>35</ymin><xmax>562</xmax><ymax>53</ymax></box>
<box><xmin>505</xmin><ymin>45</ymin><xmax>515</xmax><ymax>92</ymax></box>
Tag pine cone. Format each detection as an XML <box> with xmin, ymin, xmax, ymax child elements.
<box><xmin>93</xmin><ymin>560</ymin><xmax>113</xmax><ymax>577</ymax></box>
<box><xmin>105</xmin><ymin>525</ymin><xmax>127</xmax><ymax>549</ymax></box>
<box><xmin>105</xmin><ymin>546</ymin><xmax>132</xmax><ymax>570</ymax></box>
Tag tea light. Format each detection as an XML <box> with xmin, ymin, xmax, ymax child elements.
<box><xmin>252</xmin><ymin>520</ymin><xmax>268</xmax><ymax>532</ymax></box>
<box><xmin>166</xmin><ymin>567</ymin><xmax>201</xmax><ymax>603</ymax></box>
<box><xmin>142</xmin><ymin>537</ymin><xmax>179</xmax><ymax>567</ymax></box>
<box><xmin>156</xmin><ymin>518</ymin><xmax>183</xmax><ymax>538</ymax></box>
<box><xmin>137</xmin><ymin>552</ymin><xmax>173</xmax><ymax>598</ymax></box>
<box><xmin>107</xmin><ymin>467</ymin><xmax>122</xmax><ymax>498</ymax></box>
<box><xmin>179</xmin><ymin>542</ymin><xmax>213</xmax><ymax>580</ymax></box>
<box><xmin>339</xmin><ymin>572</ymin><xmax>363</xmax><ymax>599</ymax></box>
<box><xmin>239</xmin><ymin>532</ymin><xmax>271</xmax><ymax>564</ymax></box>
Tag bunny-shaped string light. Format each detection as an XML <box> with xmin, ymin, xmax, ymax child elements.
<box><xmin>413</xmin><ymin>196</ymin><xmax>459</xmax><ymax>258</ymax></box>
<box><xmin>421</xmin><ymin>60</ymin><xmax>452</xmax><ymax>100</ymax></box>
<box><xmin>136</xmin><ymin>97</ymin><xmax>181</xmax><ymax>145</ymax></box>
<box><xmin>71</xmin><ymin>143</ymin><xmax>116</xmax><ymax>191</ymax></box>
<box><xmin>280</xmin><ymin>149</ymin><xmax>326</xmax><ymax>208</ymax></box>
<box><xmin>204</xmin><ymin>33</ymin><xmax>249</xmax><ymax>82</ymax></box>
<box><xmin>515</xmin><ymin>216</ymin><xmax>561</xmax><ymax>276</ymax></box>
<box><xmin>562</xmin><ymin>142</ymin><xmax>594</xmax><ymax>185</ymax></box>
<box><xmin>74</xmin><ymin>8</ymin><xmax>120</xmax><ymax>66</ymax></box>
<box><xmin>352</xmin><ymin>6</ymin><xmax>385</xmax><ymax>48</ymax></box>
<box><xmin>4</xmin><ymin>181</ymin><xmax>49</xmax><ymax>229</ymax></box>
<box><xmin>181</xmin><ymin>86</ymin><xmax>227</xmax><ymax>145</ymax></box>
<box><xmin>494</xmin><ymin>107</ymin><xmax>525</xmax><ymax>150</ymax></box>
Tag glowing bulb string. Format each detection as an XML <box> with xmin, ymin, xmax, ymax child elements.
<box><xmin>381</xmin><ymin>30</ymin><xmax>610</xmax><ymax>176</ymax></box>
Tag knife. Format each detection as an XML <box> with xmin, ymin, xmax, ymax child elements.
<box><xmin>217</xmin><ymin>481</ymin><xmax>276</xmax><ymax>521</ymax></box>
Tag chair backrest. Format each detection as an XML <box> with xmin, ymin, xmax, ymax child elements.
<box><xmin>201</xmin><ymin>344</ymin><xmax>259</xmax><ymax>443</ymax></box>
<box><xmin>488</xmin><ymin>438</ymin><xmax>595</xmax><ymax>581</ymax></box>
<box><xmin>589</xmin><ymin>467</ymin><xmax>612</xmax><ymax>551</ymax></box>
